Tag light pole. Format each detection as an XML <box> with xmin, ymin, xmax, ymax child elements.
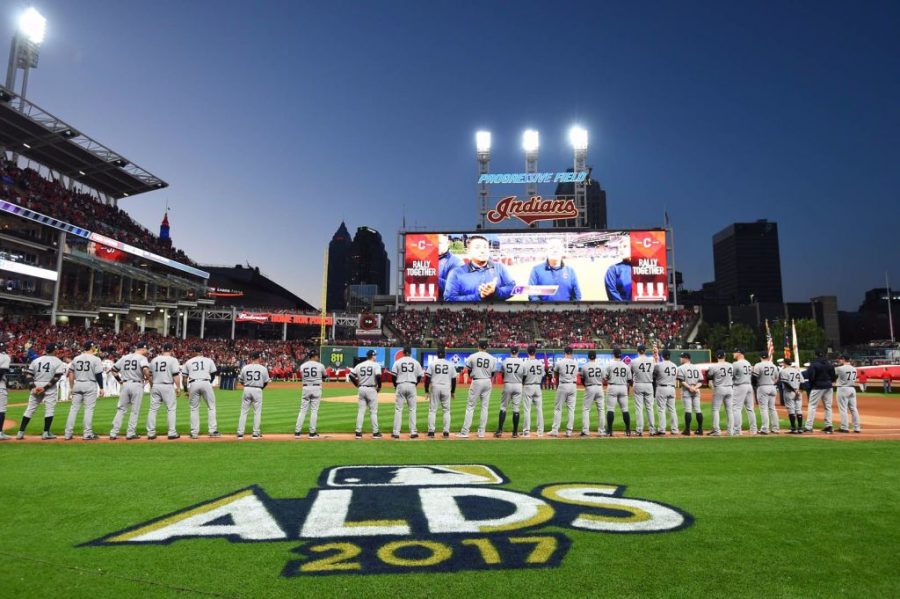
<box><xmin>523</xmin><ymin>130</ymin><xmax>539</xmax><ymax>228</ymax></box>
<box><xmin>476</xmin><ymin>131</ymin><xmax>491</xmax><ymax>228</ymax></box>
<box><xmin>6</xmin><ymin>7</ymin><xmax>46</xmax><ymax>100</ymax></box>
<box><xmin>569</xmin><ymin>126</ymin><xmax>588</xmax><ymax>228</ymax></box>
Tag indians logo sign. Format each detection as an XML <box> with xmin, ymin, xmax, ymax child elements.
<box><xmin>486</xmin><ymin>196</ymin><xmax>578</xmax><ymax>226</ymax></box>
<box><xmin>85</xmin><ymin>465</ymin><xmax>692</xmax><ymax>577</ymax></box>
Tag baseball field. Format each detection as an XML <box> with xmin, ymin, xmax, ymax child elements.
<box><xmin>2</xmin><ymin>384</ymin><xmax>899</xmax><ymax>597</ymax></box>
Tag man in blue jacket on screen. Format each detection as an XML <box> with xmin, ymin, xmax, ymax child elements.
<box><xmin>443</xmin><ymin>235</ymin><xmax>516</xmax><ymax>302</ymax></box>
<box><xmin>604</xmin><ymin>257</ymin><xmax>633</xmax><ymax>302</ymax></box>
<box><xmin>527</xmin><ymin>238</ymin><xmax>582</xmax><ymax>302</ymax></box>
<box><xmin>438</xmin><ymin>234</ymin><xmax>463</xmax><ymax>299</ymax></box>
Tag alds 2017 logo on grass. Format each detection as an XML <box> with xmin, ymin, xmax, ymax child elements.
<box><xmin>85</xmin><ymin>465</ymin><xmax>693</xmax><ymax>576</ymax></box>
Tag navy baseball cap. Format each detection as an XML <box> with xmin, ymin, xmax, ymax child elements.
<box><xmin>403</xmin><ymin>346</ymin><xmax>412</xmax><ymax>355</ymax></box>
<box><xmin>613</xmin><ymin>348</ymin><xmax>622</xmax><ymax>357</ymax></box>
<box><xmin>250</xmin><ymin>351</ymin><xmax>261</xmax><ymax>360</ymax></box>
<box><xmin>83</xmin><ymin>340</ymin><xmax>95</xmax><ymax>350</ymax></box>
<box><xmin>841</xmin><ymin>354</ymin><xmax>850</xmax><ymax>360</ymax></box>
<box><xmin>366</xmin><ymin>350</ymin><xmax>376</xmax><ymax>358</ymax></box>
<box><xmin>308</xmin><ymin>348</ymin><xmax>320</xmax><ymax>357</ymax></box>
<box><xmin>527</xmin><ymin>345</ymin><xmax>537</xmax><ymax>354</ymax></box>
<box><xmin>636</xmin><ymin>344</ymin><xmax>646</xmax><ymax>353</ymax></box>
<box><xmin>715</xmin><ymin>349</ymin><xmax>726</xmax><ymax>359</ymax></box>
<box><xmin>478</xmin><ymin>339</ymin><xmax>488</xmax><ymax>350</ymax></box>
<box><xmin>46</xmin><ymin>343</ymin><xmax>57</xmax><ymax>353</ymax></box>
<box><xmin>437</xmin><ymin>347</ymin><xmax>446</xmax><ymax>358</ymax></box>
<box><xmin>192</xmin><ymin>345</ymin><xmax>203</xmax><ymax>353</ymax></box>
<box><xmin>564</xmin><ymin>346</ymin><xmax>573</xmax><ymax>354</ymax></box>
<box><xmin>760</xmin><ymin>350</ymin><xmax>770</xmax><ymax>357</ymax></box>
<box><xmin>732</xmin><ymin>348</ymin><xmax>743</xmax><ymax>354</ymax></box>
<box><xmin>587</xmin><ymin>350</ymin><xmax>596</xmax><ymax>360</ymax></box>
<box><xmin>135</xmin><ymin>341</ymin><xmax>147</xmax><ymax>349</ymax></box>
<box><xmin>661</xmin><ymin>349</ymin><xmax>671</xmax><ymax>359</ymax></box>
<box><xmin>680</xmin><ymin>352</ymin><xmax>691</xmax><ymax>359</ymax></box>
<box><xmin>509</xmin><ymin>346</ymin><xmax>519</xmax><ymax>354</ymax></box>
<box><xmin>162</xmin><ymin>343</ymin><xmax>174</xmax><ymax>351</ymax></box>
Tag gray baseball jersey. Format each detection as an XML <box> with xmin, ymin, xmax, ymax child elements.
<box><xmin>28</xmin><ymin>355</ymin><xmax>66</xmax><ymax>386</ymax></box>
<box><xmin>554</xmin><ymin>357</ymin><xmax>579</xmax><ymax>384</ymax></box>
<box><xmin>707</xmin><ymin>362</ymin><xmax>734</xmax><ymax>387</ymax></box>
<box><xmin>835</xmin><ymin>364</ymin><xmax>857</xmax><ymax>387</ymax></box>
<box><xmin>70</xmin><ymin>352</ymin><xmax>104</xmax><ymax>383</ymax></box>
<box><xmin>299</xmin><ymin>360</ymin><xmax>326</xmax><ymax>385</ymax></box>
<box><xmin>676</xmin><ymin>364</ymin><xmax>702</xmax><ymax>389</ymax></box>
<box><xmin>426</xmin><ymin>358</ymin><xmax>455</xmax><ymax>386</ymax></box>
<box><xmin>581</xmin><ymin>360</ymin><xmax>605</xmax><ymax>386</ymax></box>
<box><xmin>630</xmin><ymin>355</ymin><xmax>655</xmax><ymax>385</ymax></box>
<box><xmin>0</xmin><ymin>352</ymin><xmax>10</xmax><ymax>389</ymax></box>
<box><xmin>352</xmin><ymin>360</ymin><xmax>382</xmax><ymax>386</ymax></box>
<box><xmin>753</xmin><ymin>360</ymin><xmax>780</xmax><ymax>386</ymax></box>
<box><xmin>780</xmin><ymin>366</ymin><xmax>803</xmax><ymax>390</ymax></box>
<box><xmin>732</xmin><ymin>359</ymin><xmax>752</xmax><ymax>386</ymax></box>
<box><xmin>114</xmin><ymin>353</ymin><xmax>149</xmax><ymax>383</ymax></box>
<box><xmin>605</xmin><ymin>361</ymin><xmax>632</xmax><ymax>386</ymax></box>
<box><xmin>149</xmin><ymin>355</ymin><xmax>180</xmax><ymax>385</ymax></box>
<box><xmin>391</xmin><ymin>356</ymin><xmax>424</xmax><ymax>385</ymax></box>
<box><xmin>522</xmin><ymin>358</ymin><xmax>546</xmax><ymax>386</ymax></box>
<box><xmin>239</xmin><ymin>363</ymin><xmax>271</xmax><ymax>388</ymax></box>
<box><xmin>502</xmin><ymin>357</ymin><xmax>526</xmax><ymax>384</ymax></box>
<box><xmin>182</xmin><ymin>356</ymin><xmax>217</xmax><ymax>382</ymax></box>
<box><xmin>653</xmin><ymin>361</ymin><xmax>678</xmax><ymax>386</ymax></box>
<box><xmin>466</xmin><ymin>351</ymin><xmax>498</xmax><ymax>380</ymax></box>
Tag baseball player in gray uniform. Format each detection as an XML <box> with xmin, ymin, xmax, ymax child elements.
<box><xmin>521</xmin><ymin>346</ymin><xmax>545</xmax><ymax>437</ymax></box>
<box><xmin>391</xmin><ymin>347</ymin><xmax>424</xmax><ymax>439</ymax></box>
<box><xmin>147</xmin><ymin>343</ymin><xmax>181</xmax><ymax>440</ymax></box>
<box><xmin>580</xmin><ymin>351</ymin><xmax>605</xmax><ymax>436</ymax></box>
<box><xmin>731</xmin><ymin>349</ymin><xmax>756</xmax><ymax>435</ymax></box>
<box><xmin>425</xmin><ymin>347</ymin><xmax>456</xmax><ymax>438</ymax></box>
<box><xmin>0</xmin><ymin>342</ymin><xmax>12</xmax><ymax>440</ymax></box>
<box><xmin>551</xmin><ymin>347</ymin><xmax>579</xmax><ymax>437</ymax></box>
<box><xmin>752</xmin><ymin>352</ymin><xmax>780</xmax><ymax>435</ymax></box>
<box><xmin>835</xmin><ymin>355</ymin><xmax>861</xmax><ymax>433</ymax></box>
<box><xmin>653</xmin><ymin>349</ymin><xmax>679</xmax><ymax>436</ymax></box>
<box><xmin>630</xmin><ymin>345</ymin><xmax>656</xmax><ymax>436</ymax></box>
<box><xmin>350</xmin><ymin>350</ymin><xmax>383</xmax><ymax>438</ymax></box>
<box><xmin>779</xmin><ymin>361</ymin><xmax>804</xmax><ymax>433</ymax></box>
<box><xmin>237</xmin><ymin>351</ymin><xmax>271</xmax><ymax>439</ymax></box>
<box><xmin>64</xmin><ymin>340</ymin><xmax>105</xmax><ymax>440</ymax></box>
<box><xmin>181</xmin><ymin>346</ymin><xmax>219</xmax><ymax>439</ymax></box>
<box><xmin>459</xmin><ymin>340</ymin><xmax>498</xmax><ymax>438</ymax></box>
<box><xmin>16</xmin><ymin>343</ymin><xmax>67</xmax><ymax>440</ymax></box>
<box><xmin>109</xmin><ymin>342</ymin><xmax>151</xmax><ymax>440</ymax></box>
<box><xmin>496</xmin><ymin>347</ymin><xmax>525</xmax><ymax>438</ymax></box>
<box><xmin>676</xmin><ymin>352</ymin><xmax>703</xmax><ymax>436</ymax></box>
<box><xmin>604</xmin><ymin>348</ymin><xmax>632</xmax><ymax>436</ymax></box>
<box><xmin>296</xmin><ymin>349</ymin><xmax>326</xmax><ymax>438</ymax></box>
<box><xmin>706</xmin><ymin>350</ymin><xmax>734</xmax><ymax>436</ymax></box>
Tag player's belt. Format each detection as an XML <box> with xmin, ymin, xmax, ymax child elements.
<box><xmin>123</xmin><ymin>380</ymin><xmax>143</xmax><ymax>384</ymax></box>
<box><xmin>585</xmin><ymin>384</ymin><xmax>601</xmax><ymax>387</ymax></box>
<box><xmin>472</xmin><ymin>377</ymin><xmax>490</xmax><ymax>380</ymax></box>
<box><xmin>360</xmin><ymin>385</ymin><xmax>376</xmax><ymax>387</ymax></box>
<box><xmin>657</xmin><ymin>384</ymin><xmax>674</xmax><ymax>387</ymax></box>
<box><xmin>303</xmin><ymin>383</ymin><xmax>321</xmax><ymax>387</ymax></box>
<box><xmin>188</xmin><ymin>379</ymin><xmax>211</xmax><ymax>384</ymax></box>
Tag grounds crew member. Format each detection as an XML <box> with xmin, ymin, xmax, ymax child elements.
<box><xmin>496</xmin><ymin>346</ymin><xmax>525</xmax><ymax>437</ymax></box>
<box><xmin>580</xmin><ymin>350</ymin><xmax>605</xmax><ymax>436</ymax></box>
<box><xmin>550</xmin><ymin>347</ymin><xmax>579</xmax><ymax>437</ymax></box>
<box><xmin>64</xmin><ymin>340</ymin><xmax>105</xmax><ymax>440</ymax></box>
<box><xmin>752</xmin><ymin>351</ymin><xmax>780</xmax><ymax>435</ymax></box>
<box><xmin>653</xmin><ymin>349</ymin><xmax>679</xmax><ymax>436</ymax></box>
<box><xmin>350</xmin><ymin>350</ymin><xmax>383</xmax><ymax>439</ymax></box>
<box><xmin>804</xmin><ymin>349</ymin><xmax>836</xmax><ymax>434</ymax></box>
<box><xmin>731</xmin><ymin>349</ymin><xmax>756</xmax><ymax>435</ymax></box>
<box><xmin>706</xmin><ymin>350</ymin><xmax>734</xmax><ymax>436</ymax></box>
<box><xmin>835</xmin><ymin>355</ymin><xmax>861</xmax><ymax>433</ymax></box>
<box><xmin>521</xmin><ymin>346</ymin><xmax>545</xmax><ymax>437</ymax></box>
<box><xmin>630</xmin><ymin>344</ymin><xmax>656</xmax><ymax>436</ymax></box>
<box><xmin>296</xmin><ymin>349</ymin><xmax>326</xmax><ymax>438</ymax></box>
<box><xmin>237</xmin><ymin>351</ymin><xmax>271</xmax><ymax>439</ymax></box>
<box><xmin>604</xmin><ymin>348</ymin><xmax>633</xmax><ymax>436</ymax></box>
<box><xmin>676</xmin><ymin>352</ymin><xmax>703</xmax><ymax>436</ymax></box>
<box><xmin>424</xmin><ymin>347</ymin><xmax>456</xmax><ymax>438</ymax></box>
<box><xmin>147</xmin><ymin>343</ymin><xmax>181</xmax><ymax>440</ymax></box>
<box><xmin>390</xmin><ymin>347</ymin><xmax>424</xmax><ymax>439</ymax></box>
<box><xmin>110</xmin><ymin>342</ymin><xmax>151</xmax><ymax>440</ymax></box>
<box><xmin>16</xmin><ymin>343</ymin><xmax>66</xmax><ymax>440</ymax></box>
<box><xmin>181</xmin><ymin>346</ymin><xmax>220</xmax><ymax>439</ymax></box>
<box><xmin>459</xmin><ymin>340</ymin><xmax>498</xmax><ymax>438</ymax></box>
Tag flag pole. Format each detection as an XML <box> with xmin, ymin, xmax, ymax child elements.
<box><xmin>887</xmin><ymin>271</ymin><xmax>895</xmax><ymax>345</ymax></box>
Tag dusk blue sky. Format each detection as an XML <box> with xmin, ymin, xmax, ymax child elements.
<box><xmin>4</xmin><ymin>0</ymin><xmax>898</xmax><ymax>309</ymax></box>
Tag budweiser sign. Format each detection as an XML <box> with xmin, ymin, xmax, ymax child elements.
<box><xmin>486</xmin><ymin>196</ymin><xmax>578</xmax><ymax>225</ymax></box>
<box><xmin>236</xmin><ymin>312</ymin><xmax>269</xmax><ymax>324</ymax></box>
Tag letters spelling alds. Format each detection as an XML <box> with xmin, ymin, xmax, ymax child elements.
<box><xmin>85</xmin><ymin>465</ymin><xmax>693</xmax><ymax>577</ymax></box>
<box><xmin>487</xmin><ymin>196</ymin><xmax>578</xmax><ymax>226</ymax></box>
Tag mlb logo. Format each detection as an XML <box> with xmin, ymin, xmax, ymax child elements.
<box><xmin>322</xmin><ymin>465</ymin><xmax>506</xmax><ymax>487</ymax></box>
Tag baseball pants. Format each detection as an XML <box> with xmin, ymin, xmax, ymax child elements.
<box><xmin>0</xmin><ymin>386</ymin><xmax>7</xmax><ymax>414</ymax></box>
<box><xmin>188</xmin><ymin>381</ymin><xmax>218</xmax><ymax>436</ymax></box>
<box><xmin>837</xmin><ymin>387</ymin><xmax>860</xmax><ymax>432</ymax></box>
<box><xmin>551</xmin><ymin>383</ymin><xmax>577</xmax><ymax>434</ymax></box>
<box><xmin>655</xmin><ymin>386</ymin><xmax>678</xmax><ymax>433</ymax></box>
<box><xmin>581</xmin><ymin>386</ymin><xmax>605</xmax><ymax>434</ymax></box>
<box><xmin>24</xmin><ymin>388</ymin><xmax>59</xmax><ymax>419</ymax></box>
<box><xmin>296</xmin><ymin>386</ymin><xmax>322</xmax><ymax>434</ymax></box>
<box><xmin>522</xmin><ymin>383</ymin><xmax>544</xmax><ymax>435</ymax></box>
<box><xmin>500</xmin><ymin>383</ymin><xmax>523</xmax><ymax>413</ymax></box>
<box><xmin>427</xmin><ymin>384</ymin><xmax>452</xmax><ymax>434</ymax></box>
<box><xmin>633</xmin><ymin>384</ymin><xmax>656</xmax><ymax>434</ymax></box>
<box><xmin>147</xmin><ymin>384</ymin><xmax>177</xmax><ymax>437</ymax></box>
<box><xmin>711</xmin><ymin>387</ymin><xmax>734</xmax><ymax>434</ymax></box>
<box><xmin>783</xmin><ymin>388</ymin><xmax>802</xmax><ymax>416</ymax></box>
<box><xmin>756</xmin><ymin>385</ymin><xmax>777</xmax><ymax>433</ymax></box>
<box><xmin>110</xmin><ymin>381</ymin><xmax>144</xmax><ymax>437</ymax></box>
<box><xmin>461</xmin><ymin>379</ymin><xmax>492</xmax><ymax>436</ymax></box>
<box><xmin>606</xmin><ymin>385</ymin><xmax>629</xmax><ymax>413</ymax></box>
<box><xmin>682</xmin><ymin>389</ymin><xmax>701</xmax><ymax>414</ymax></box>
<box><xmin>355</xmin><ymin>387</ymin><xmax>379</xmax><ymax>433</ymax></box>
<box><xmin>65</xmin><ymin>382</ymin><xmax>99</xmax><ymax>438</ymax></box>
<box><xmin>238</xmin><ymin>387</ymin><xmax>264</xmax><ymax>436</ymax></box>
<box><xmin>805</xmin><ymin>388</ymin><xmax>834</xmax><ymax>431</ymax></box>
<box><xmin>731</xmin><ymin>384</ymin><xmax>756</xmax><ymax>434</ymax></box>
<box><xmin>393</xmin><ymin>382</ymin><xmax>418</xmax><ymax>435</ymax></box>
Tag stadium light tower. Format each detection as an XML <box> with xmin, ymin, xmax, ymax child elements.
<box><xmin>523</xmin><ymin>129</ymin><xmax>539</xmax><ymax>228</ymax></box>
<box><xmin>476</xmin><ymin>131</ymin><xmax>491</xmax><ymax>228</ymax></box>
<box><xmin>5</xmin><ymin>7</ymin><xmax>46</xmax><ymax>101</ymax></box>
<box><xmin>569</xmin><ymin>126</ymin><xmax>588</xmax><ymax>228</ymax></box>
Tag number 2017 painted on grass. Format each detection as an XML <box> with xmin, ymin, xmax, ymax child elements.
<box><xmin>85</xmin><ymin>465</ymin><xmax>693</xmax><ymax>577</ymax></box>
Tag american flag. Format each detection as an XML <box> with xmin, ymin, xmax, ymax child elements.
<box><xmin>765</xmin><ymin>320</ymin><xmax>774</xmax><ymax>359</ymax></box>
<box><xmin>783</xmin><ymin>323</ymin><xmax>792</xmax><ymax>363</ymax></box>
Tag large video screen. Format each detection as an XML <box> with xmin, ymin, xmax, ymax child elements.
<box><xmin>404</xmin><ymin>230</ymin><xmax>667</xmax><ymax>303</ymax></box>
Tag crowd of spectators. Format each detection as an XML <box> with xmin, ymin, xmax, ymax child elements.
<box><xmin>0</xmin><ymin>160</ymin><xmax>193</xmax><ymax>264</ymax></box>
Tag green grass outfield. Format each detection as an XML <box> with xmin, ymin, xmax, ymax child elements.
<box><xmin>1</xmin><ymin>387</ymin><xmax>899</xmax><ymax>597</ymax></box>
